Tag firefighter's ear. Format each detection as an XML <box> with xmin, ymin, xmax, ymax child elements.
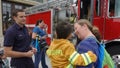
<box><xmin>12</xmin><ymin>16</ymin><xmax>16</xmax><ymax>21</ymax></box>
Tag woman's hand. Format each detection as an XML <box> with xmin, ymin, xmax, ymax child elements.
<box><xmin>43</xmin><ymin>24</ymin><xmax>48</xmax><ymax>31</ymax></box>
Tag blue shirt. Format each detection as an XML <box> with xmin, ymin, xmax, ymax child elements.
<box><xmin>33</xmin><ymin>26</ymin><xmax>46</xmax><ymax>37</ymax></box>
<box><xmin>76</xmin><ymin>37</ymin><xmax>99</xmax><ymax>68</ymax></box>
<box><xmin>31</xmin><ymin>26</ymin><xmax>47</xmax><ymax>47</ymax></box>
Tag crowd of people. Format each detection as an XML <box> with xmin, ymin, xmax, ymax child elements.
<box><xmin>1</xmin><ymin>8</ymin><xmax>113</xmax><ymax>68</ymax></box>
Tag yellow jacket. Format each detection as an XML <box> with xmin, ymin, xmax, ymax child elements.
<box><xmin>46</xmin><ymin>39</ymin><xmax>96</xmax><ymax>68</ymax></box>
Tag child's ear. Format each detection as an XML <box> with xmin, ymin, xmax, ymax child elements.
<box><xmin>67</xmin><ymin>33</ymin><xmax>72</xmax><ymax>39</ymax></box>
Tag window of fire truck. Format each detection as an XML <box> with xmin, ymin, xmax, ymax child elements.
<box><xmin>80</xmin><ymin>0</ymin><xmax>91</xmax><ymax>19</ymax></box>
<box><xmin>95</xmin><ymin>0</ymin><xmax>101</xmax><ymax>16</ymax></box>
<box><xmin>108</xmin><ymin>0</ymin><xmax>120</xmax><ymax>17</ymax></box>
<box><xmin>79</xmin><ymin>0</ymin><xmax>101</xmax><ymax>19</ymax></box>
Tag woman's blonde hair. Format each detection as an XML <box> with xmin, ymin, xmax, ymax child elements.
<box><xmin>76</xmin><ymin>19</ymin><xmax>101</xmax><ymax>41</ymax></box>
<box><xmin>76</xmin><ymin>19</ymin><xmax>93</xmax><ymax>31</ymax></box>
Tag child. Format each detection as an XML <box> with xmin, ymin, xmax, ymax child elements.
<box><xmin>46</xmin><ymin>21</ymin><xmax>97</xmax><ymax>68</ymax></box>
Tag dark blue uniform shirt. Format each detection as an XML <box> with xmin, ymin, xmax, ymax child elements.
<box><xmin>4</xmin><ymin>23</ymin><xmax>34</xmax><ymax>68</ymax></box>
<box><xmin>4</xmin><ymin>23</ymin><xmax>31</xmax><ymax>52</ymax></box>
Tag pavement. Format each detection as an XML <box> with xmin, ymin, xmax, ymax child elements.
<box><xmin>33</xmin><ymin>54</ymin><xmax>52</xmax><ymax>68</ymax></box>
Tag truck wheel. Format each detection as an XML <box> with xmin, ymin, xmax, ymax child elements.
<box><xmin>105</xmin><ymin>41</ymin><xmax>120</xmax><ymax>56</ymax></box>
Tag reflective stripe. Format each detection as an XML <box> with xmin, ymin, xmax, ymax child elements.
<box><xmin>69</xmin><ymin>51</ymin><xmax>77</xmax><ymax>61</ymax></box>
<box><xmin>81</xmin><ymin>53</ymin><xmax>92</xmax><ymax>65</ymax></box>
<box><xmin>69</xmin><ymin>51</ymin><xmax>79</xmax><ymax>64</ymax></box>
<box><xmin>71</xmin><ymin>54</ymin><xmax>79</xmax><ymax>64</ymax></box>
<box><xmin>66</xmin><ymin>64</ymin><xmax>73</xmax><ymax>68</ymax></box>
<box><xmin>81</xmin><ymin>54</ymin><xmax>88</xmax><ymax>65</ymax></box>
<box><xmin>85</xmin><ymin>53</ymin><xmax>92</xmax><ymax>64</ymax></box>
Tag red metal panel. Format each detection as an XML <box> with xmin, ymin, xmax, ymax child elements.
<box><xmin>78</xmin><ymin>0</ymin><xmax>80</xmax><ymax>19</ymax></box>
<box><xmin>105</xmin><ymin>18</ymin><xmax>120</xmax><ymax>40</ymax></box>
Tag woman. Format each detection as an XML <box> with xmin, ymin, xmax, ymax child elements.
<box><xmin>74</xmin><ymin>19</ymin><xmax>100</xmax><ymax>68</ymax></box>
<box><xmin>31</xmin><ymin>19</ymin><xmax>48</xmax><ymax>68</ymax></box>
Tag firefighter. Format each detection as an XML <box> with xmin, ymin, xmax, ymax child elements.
<box><xmin>4</xmin><ymin>9</ymin><xmax>36</xmax><ymax>68</ymax></box>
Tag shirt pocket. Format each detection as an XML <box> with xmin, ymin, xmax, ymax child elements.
<box><xmin>16</xmin><ymin>34</ymin><xmax>25</xmax><ymax>41</ymax></box>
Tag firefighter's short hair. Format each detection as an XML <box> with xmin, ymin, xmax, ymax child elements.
<box><xmin>12</xmin><ymin>9</ymin><xmax>24</xmax><ymax>17</ymax></box>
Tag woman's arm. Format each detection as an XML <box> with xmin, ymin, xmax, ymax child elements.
<box><xmin>32</xmin><ymin>32</ymin><xmax>37</xmax><ymax>39</ymax></box>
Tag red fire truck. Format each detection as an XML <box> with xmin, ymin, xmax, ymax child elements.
<box><xmin>25</xmin><ymin>0</ymin><xmax>120</xmax><ymax>56</ymax></box>
<box><xmin>77</xmin><ymin>0</ymin><xmax>120</xmax><ymax>56</ymax></box>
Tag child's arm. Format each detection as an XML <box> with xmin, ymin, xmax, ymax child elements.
<box><xmin>65</xmin><ymin>44</ymin><xmax>97</xmax><ymax>66</ymax></box>
<box><xmin>69</xmin><ymin>51</ymin><xmax>96</xmax><ymax>66</ymax></box>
